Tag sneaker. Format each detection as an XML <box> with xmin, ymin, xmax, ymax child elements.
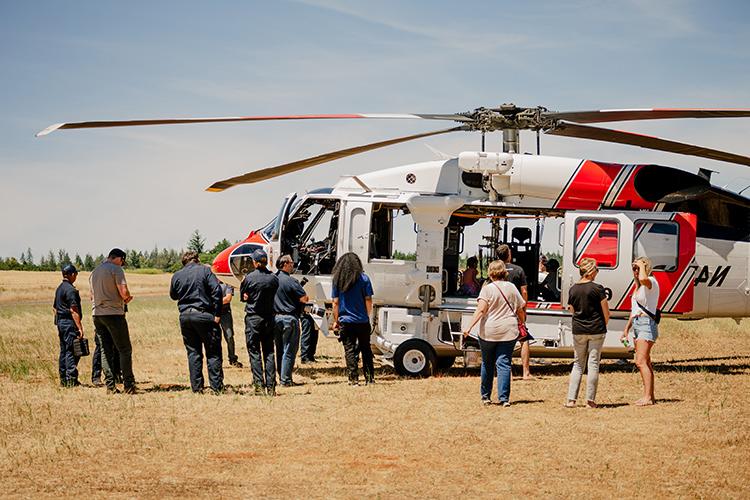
<box><xmin>230</xmin><ymin>360</ymin><xmax>244</xmax><ymax>368</ymax></box>
<box><xmin>123</xmin><ymin>386</ymin><xmax>138</xmax><ymax>395</ymax></box>
<box><xmin>501</xmin><ymin>401</ymin><xmax>511</xmax><ymax>407</ymax></box>
<box><xmin>481</xmin><ymin>398</ymin><xmax>492</xmax><ymax>406</ymax></box>
<box><xmin>91</xmin><ymin>379</ymin><xmax>104</xmax><ymax>387</ymax></box>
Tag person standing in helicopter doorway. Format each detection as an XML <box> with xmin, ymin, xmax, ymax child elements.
<box><xmin>497</xmin><ymin>244</ymin><xmax>534</xmax><ymax>379</ymax></box>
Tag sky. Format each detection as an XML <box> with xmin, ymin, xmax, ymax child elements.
<box><xmin>1</xmin><ymin>0</ymin><xmax>749</xmax><ymax>260</ymax></box>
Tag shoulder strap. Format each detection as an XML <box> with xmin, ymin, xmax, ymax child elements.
<box><xmin>636</xmin><ymin>300</ymin><xmax>658</xmax><ymax>320</ymax></box>
<box><xmin>492</xmin><ymin>282</ymin><xmax>519</xmax><ymax>319</ymax></box>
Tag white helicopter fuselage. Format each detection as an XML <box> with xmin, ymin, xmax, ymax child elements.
<box><xmin>218</xmin><ymin>153</ymin><xmax>749</xmax><ymax>375</ymax></box>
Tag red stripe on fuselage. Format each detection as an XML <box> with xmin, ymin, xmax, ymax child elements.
<box><xmin>555</xmin><ymin>161</ymin><xmax>654</xmax><ymax>210</ymax></box>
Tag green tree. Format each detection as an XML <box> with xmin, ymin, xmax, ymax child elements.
<box><xmin>83</xmin><ymin>254</ymin><xmax>95</xmax><ymax>271</ymax></box>
<box><xmin>187</xmin><ymin>230</ymin><xmax>206</xmax><ymax>254</ymax></box>
<box><xmin>46</xmin><ymin>251</ymin><xmax>57</xmax><ymax>271</ymax></box>
<box><xmin>74</xmin><ymin>254</ymin><xmax>84</xmax><ymax>269</ymax></box>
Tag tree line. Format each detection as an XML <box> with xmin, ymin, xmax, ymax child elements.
<box><xmin>0</xmin><ymin>230</ymin><xmax>231</xmax><ymax>273</ymax></box>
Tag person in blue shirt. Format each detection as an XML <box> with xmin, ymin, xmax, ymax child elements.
<box><xmin>273</xmin><ymin>254</ymin><xmax>309</xmax><ymax>386</ymax></box>
<box><xmin>331</xmin><ymin>252</ymin><xmax>374</xmax><ymax>385</ymax></box>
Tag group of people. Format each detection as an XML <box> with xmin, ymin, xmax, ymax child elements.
<box><xmin>463</xmin><ymin>254</ymin><xmax>660</xmax><ymax>407</ymax></box>
<box><xmin>54</xmin><ymin>246</ymin><xmax>660</xmax><ymax>406</ymax></box>
<box><xmin>54</xmin><ymin>248</ymin><xmax>136</xmax><ymax>393</ymax></box>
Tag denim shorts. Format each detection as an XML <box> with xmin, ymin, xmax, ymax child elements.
<box><xmin>632</xmin><ymin>315</ymin><xmax>658</xmax><ymax>342</ymax></box>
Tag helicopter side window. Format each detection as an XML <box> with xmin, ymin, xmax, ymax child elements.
<box><xmin>369</xmin><ymin>204</ymin><xmax>415</xmax><ymax>260</ymax></box>
<box><xmin>574</xmin><ymin>218</ymin><xmax>619</xmax><ymax>269</ymax></box>
<box><xmin>282</xmin><ymin>199</ymin><xmax>339</xmax><ymax>275</ymax></box>
<box><xmin>633</xmin><ymin>220</ymin><xmax>678</xmax><ymax>272</ymax></box>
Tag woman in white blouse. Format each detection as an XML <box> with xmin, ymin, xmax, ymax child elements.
<box><xmin>621</xmin><ymin>257</ymin><xmax>660</xmax><ymax>406</ymax></box>
<box><xmin>463</xmin><ymin>260</ymin><xmax>526</xmax><ymax>406</ymax></box>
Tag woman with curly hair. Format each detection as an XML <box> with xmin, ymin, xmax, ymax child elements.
<box><xmin>331</xmin><ymin>252</ymin><xmax>375</xmax><ymax>385</ymax></box>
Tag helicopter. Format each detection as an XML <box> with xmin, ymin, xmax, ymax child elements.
<box><xmin>38</xmin><ymin>104</ymin><xmax>750</xmax><ymax>376</ymax></box>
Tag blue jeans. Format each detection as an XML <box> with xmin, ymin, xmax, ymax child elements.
<box><xmin>274</xmin><ymin>315</ymin><xmax>300</xmax><ymax>385</ymax></box>
<box><xmin>478</xmin><ymin>338</ymin><xmax>516</xmax><ymax>402</ymax></box>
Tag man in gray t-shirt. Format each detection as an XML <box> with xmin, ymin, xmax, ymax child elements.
<box><xmin>90</xmin><ymin>248</ymin><xmax>137</xmax><ymax>393</ymax></box>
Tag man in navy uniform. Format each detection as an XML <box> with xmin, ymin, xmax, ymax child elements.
<box><xmin>240</xmin><ymin>249</ymin><xmax>279</xmax><ymax>395</ymax></box>
<box><xmin>170</xmin><ymin>251</ymin><xmax>225</xmax><ymax>394</ymax></box>
<box><xmin>218</xmin><ymin>278</ymin><xmax>242</xmax><ymax>368</ymax></box>
<box><xmin>53</xmin><ymin>264</ymin><xmax>84</xmax><ymax>387</ymax></box>
<box><xmin>273</xmin><ymin>255</ymin><xmax>309</xmax><ymax>386</ymax></box>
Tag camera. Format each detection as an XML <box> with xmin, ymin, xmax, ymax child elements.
<box><xmin>300</xmin><ymin>277</ymin><xmax>309</xmax><ymax>287</ymax></box>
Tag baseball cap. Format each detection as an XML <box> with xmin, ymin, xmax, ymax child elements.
<box><xmin>251</xmin><ymin>249</ymin><xmax>268</xmax><ymax>262</ymax></box>
<box><xmin>61</xmin><ymin>264</ymin><xmax>78</xmax><ymax>276</ymax></box>
<box><xmin>108</xmin><ymin>248</ymin><xmax>127</xmax><ymax>262</ymax></box>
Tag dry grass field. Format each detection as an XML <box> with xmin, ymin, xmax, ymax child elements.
<box><xmin>0</xmin><ymin>271</ymin><xmax>748</xmax><ymax>498</ymax></box>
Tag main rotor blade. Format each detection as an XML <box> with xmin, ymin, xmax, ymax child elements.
<box><xmin>547</xmin><ymin>121</ymin><xmax>750</xmax><ymax>167</ymax></box>
<box><xmin>36</xmin><ymin>113</ymin><xmax>470</xmax><ymax>137</ymax></box>
<box><xmin>549</xmin><ymin>108</ymin><xmax>750</xmax><ymax>124</ymax></box>
<box><xmin>207</xmin><ymin>126</ymin><xmax>466</xmax><ymax>192</ymax></box>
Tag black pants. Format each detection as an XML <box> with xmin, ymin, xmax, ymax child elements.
<box><xmin>57</xmin><ymin>318</ymin><xmax>80</xmax><ymax>385</ymax></box>
<box><xmin>340</xmin><ymin>322</ymin><xmax>374</xmax><ymax>383</ymax></box>
<box><xmin>92</xmin><ymin>333</ymin><xmax>121</xmax><ymax>383</ymax></box>
<box><xmin>300</xmin><ymin>313</ymin><xmax>318</xmax><ymax>362</ymax></box>
<box><xmin>219</xmin><ymin>309</ymin><xmax>238</xmax><ymax>364</ymax></box>
<box><xmin>245</xmin><ymin>314</ymin><xmax>276</xmax><ymax>390</ymax></box>
<box><xmin>179</xmin><ymin>310</ymin><xmax>224</xmax><ymax>393</ymax></box>
<box><xmin>93</xmin><ymin>315</ymin><xmax>136</xmax><ymax>390</ymax></box>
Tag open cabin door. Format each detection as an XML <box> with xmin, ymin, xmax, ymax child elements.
<box><xmin>562</xmin><ymin>211</ymin><xmax>697</xmax><ymax>315</ymax></box>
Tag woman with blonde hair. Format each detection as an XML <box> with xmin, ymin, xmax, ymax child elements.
<box><xmin>621</xmin><ymin>257</ymin><xmax>660</xmax><ymax>405</ymax></box>
<box><xmin>566</xmin><ymin>258</ymin><xmax>610</xmax><ymax>408</ymax></box>
<box><xmin>463</xmin><ymin>260</ymin><xmax>525</xmax><ymax>406</ymax></box>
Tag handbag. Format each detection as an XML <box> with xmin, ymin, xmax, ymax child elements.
<box><xmin>492</xmin><ymin>282</ymin><xmax>532</xmax><ymax>341</ymax></box>
<box><xmin>72</xmin><ymin>337</ymin><xmax>90</xmax><ymax>357</ymax></box>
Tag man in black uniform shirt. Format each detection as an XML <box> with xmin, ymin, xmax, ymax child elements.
<box><xmin>273</xmin><ymin>255</ymin><xmax>309</xmax><ymax>386</ymax></box>
<box><xmin>170</xmin><ymin>251</ymin><xmax>224</xmax><ymax>394</ymax></box>
<box><xmin>53</xmin><ymin>264</ymin><xmax>84</xmax><ymax>387</ymax></box>
<box><xmin>497</xmin><ymin>244</ymin><xmax>533</xmax><ymax>379</ymax></box>
<box><xmin>240</xmin><ymin>249</ymin><xmax>279</xmax><ymax>395</ymax></box>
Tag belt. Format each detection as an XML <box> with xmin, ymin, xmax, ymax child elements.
<box><xmin>183</xmin><ymin>307</ymin><xmax>208</xmax><ymax>314</ymax></box>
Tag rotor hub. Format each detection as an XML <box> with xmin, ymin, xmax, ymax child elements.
<box><xmin>462</xmin><ymin>104</ymin><xmax>559</xmax><ymax>132</ymax></box>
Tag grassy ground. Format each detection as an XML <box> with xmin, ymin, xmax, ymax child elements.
<box><xmin>0</xmin><ymin>271</ymin><xmax>748</xmax><ymax>498</ymax></box>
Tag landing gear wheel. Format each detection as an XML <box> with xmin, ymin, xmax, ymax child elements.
<box><xmin>394</xmin><ymin>340</ymin><xmax>435</xmax><ymax>378</ymax></box>
<box><xmin>436</xmin><ymin>356</ymin><xmax>456</xmax><ymax>371</ymax></box>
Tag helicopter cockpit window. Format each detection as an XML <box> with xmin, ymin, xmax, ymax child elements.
<box><xmin>229</xmin><ymin>243</ymin><xmax>263</xmax><ymax>279</ymax></box>
<box><xmin>574</xmin><ymin>218</ymin><xmax>619</xmax><ymax>269</ymax></box>
<box><xmin>633</xmin><ymin>220</ymin><xmax>678</xmax><ymax>272</ymax></box>
<box><xmin>281</xmin><ymin>198</ymin><xmax>339</xmax><ymax>275</ymax></box>
<box><xmin>369</xmin><ymin>204</ymin><xmax>415</xmax><ymax>260</ymax></box>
